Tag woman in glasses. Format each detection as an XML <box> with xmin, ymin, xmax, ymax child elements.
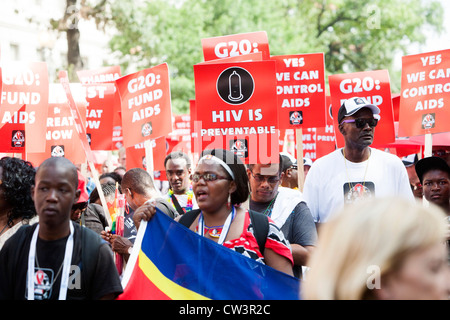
<box><xmin>303</xmin><ymin>96</ymin><xmax>414</xmax><ymax>224</ymax></box>
<box><xmin>134</xmin><ymin>148</ymin><xmax>294</xmax><ymax>276</ymax></box>
<box><xmin>187</xmin><ymin>149</ymin><xmax>294</xmax><ymax>275</ymax></box>
<box><xmin>0</xmin><ymin>157</ymin><xmax>38</xmax><ymax>250</ymax></box>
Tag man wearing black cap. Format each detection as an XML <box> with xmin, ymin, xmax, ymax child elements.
<box><xmin>280</xmin><ymin>153</ymin><xmax>299</xmax><ymax>190</ymax></box>
<box><xmin>415</xmin><ymin>156</ymin><xmax>450</xmax><ymax>215</ymax></box>
<box><xmin>303</xmin><ymin>96</ymin><xmax>414</xmax><ymax>223</ymax></box>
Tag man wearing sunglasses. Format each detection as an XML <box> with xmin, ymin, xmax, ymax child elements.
<box><xmin>247</xmin><ymin>159</ymin><xmax>317</xmax><ymax>279</ymax></box>
<box><xmin>303</xmin><ymin>96</ymin><xmax>413</xmax><ymax>224</ymax></box>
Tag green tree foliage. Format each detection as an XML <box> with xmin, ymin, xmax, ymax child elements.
<box><xmin>109</xmin><ymin>0</ymin><xmax>443</xmax><ymax>114</ymax></box>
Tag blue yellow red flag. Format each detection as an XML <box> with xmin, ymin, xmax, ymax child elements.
<box><xmin>118</xmin><ymin>208</ymin><xmax>300</xmax><ymax>300</ymax></box>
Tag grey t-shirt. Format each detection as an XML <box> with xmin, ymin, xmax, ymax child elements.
<box><xmin>250</xmin><ymin>199</ymin><xmax>317</xmax><ymax>278</ymax></box>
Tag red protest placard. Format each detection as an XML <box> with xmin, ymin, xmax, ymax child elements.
<box><xmin>201</xmin><ymin>31</ymin><xmax>270</xmax><ymax>61</ymax></box>
<box><xmin>0</xmin><ymin>61</ymin><xmax>49</xmax><ymax>154</ymax></box>
<box><xmin>399</xmin><ymin>49</ymin><xmax>450</xmax><ymax>136</ymax></box>
<box><xmin>329</xmin><ymin>70</ymin><xmax>395</xmax><ymax>148</ymax></box>
<box><xmin>193</xmin><ymin>60</ymin><xmax>279</xmax><ymax>164</ymax></box>
<box><xmin>315</xmin><ymin>96</ymin><xmax>337</xmax><ymax>159</ymax></box>
<box><xmin>83</xmin><ymin>83</ymin><xmax>117</xmax><ymax>150</ymax></box>
<box><xmin>189</xmin><ymin>99</ymin><xmax>202</xmax><ymax>159</ymax></box>
<box><xmin>167</xmin><ymin>114</ymin><xmax>191</xmax><ymax>155</ymax></box>
<box><xmin>77</xmin><ymin>66</ymin><xmax>123</xmax><ymax>150</ymax></box>
<box><xmin>77</xmin><ymin>66</ymin><xmax>121</xmax><ymax>85</ymax></box>
<box><xmin>115</xmin><ymin>63</ymin><xmax>173</xmax><ymax>148</ymax></box>
<box><xmin>271</xmin><ymin>53</ymin><xmax>326</xmax><ymax>129</ymax></box>
<box><xmin>284</xmin><ymin>98</ymin><xmax>336</xmax><ymax>161</ymax></box>
<box><xmin>27</xmin><ymin>102</ymin><xmax>87</xmax><ymax>167</ymax></box>
<box><xmin>125</xmin><ymin>136</ymin><xmax>167</xmax><ymax>172</ymax></box>
<box><xmin>0</xmin><ymin>104</ymin><xmax>26</xmax><ymax>153</ymax></box>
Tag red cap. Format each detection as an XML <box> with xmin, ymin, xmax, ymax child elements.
<box><xmin>77</xmin><ymin>171</ymin><xmax>90</xmax><ymax>203</ymax></box>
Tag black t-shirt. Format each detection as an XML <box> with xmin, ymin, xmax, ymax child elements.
<box><xmin>0</xmin><ymin>222</ymin><xmax>123</xmax><ymax>300</ymax></box>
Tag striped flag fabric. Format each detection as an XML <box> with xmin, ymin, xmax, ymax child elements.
<box><xmin>118</xmin><ymin>209</ymin><xmax>300</xmax><ymax>300</ymax></box>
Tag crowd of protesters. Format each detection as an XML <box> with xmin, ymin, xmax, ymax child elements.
<box><xmin>0</xmin><ymin>96</ymin><xmax>449</xmax><ymax>300</ymax></box>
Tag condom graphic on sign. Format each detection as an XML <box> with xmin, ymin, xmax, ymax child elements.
<box><xmin>217</xmin><ymin>67</ymin><xmax>254</xmax><ymax>105</ymax></box>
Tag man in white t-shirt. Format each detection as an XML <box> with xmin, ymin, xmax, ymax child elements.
<box><xmin>303</xmin><ymin>96</ymin><xmax>414</xmax><ymax>223</ymax></box>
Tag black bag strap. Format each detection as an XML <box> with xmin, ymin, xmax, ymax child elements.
<box><xmin>178</xmin><ymin>209</ymin><xmax>201</xmax><ymax>228</ymax></box>
<box><xmin>249</xmin><ymin>210</ymin><xmax>269</xmax><ymax>256</ymax></box>
<box><xmin>169</xmin><ymin>193</ymin><xmax>185</xmax><ymax>216</ymax></box>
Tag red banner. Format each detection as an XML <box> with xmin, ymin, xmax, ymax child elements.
<box><xmin>329</xmin><ymin>70</ymin><xmax>395</xmax><ymax>148</ymax></box>
<box><xmin>125</xmin><ymin>136</ymin><xmax>167</xmax><ymax>172</ymax></box>
<box><xmin>167</xmin><ymin>114</ymin><xmax>191</xmax><ymax>155</ymax></box>
<box><xmin>115</xmin><ymin>63</ymin><xmax>173</xmax><ymax>148</ymax></box>
<box><xmin>399</xmin><ymin>49</ymin><xmax>450</xmax><ymax>136</ymax></box>
<box><xmin>77</xmin><ymin>66</ymin><xmax>123</xmax><ymax>150</ymax></box>
<box><xmin>27</xmin><ymin>102</ymin><xmax>86</xmax><ymax>167</ymax></box>
<box><xmin>193</xmin><ymin>60</ymin><xmax>279</xmax><ymax>164</ymax></box>
<box><xmin>77</xmin><ymin>66</ymin><xmax>121</xmax><ymax>85</ymax></box>
<box><xmin>271</xmin><ymin>53</ymin><xmax>326</xmax><ymax>129</ymax></box>
<box><xmin>0</xmin><ymin>61</ymin><xmax>49</xmax><ymax>154</ymax></box>
<box><xmin>82</xmin><ymin>83</ymin><xmax>117</xmax><ymax>150</ymax></box>
<box><xmin>201</xmin><ymin>31</ymin><xmax>270</xmax><ymax>61</ymax></box>
<box><xmin>59</xmin><ymin>70</ymin><xmax>94</xmax><ymax>163</ymax></box>
<box><xmin>283</xmin><ymin>97</ymin><xmax>336</xmax><ymax>161</ymax></box>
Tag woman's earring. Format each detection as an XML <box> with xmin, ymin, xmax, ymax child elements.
<box><xmin>227</xmin><ymin>193</ymin><xmax>231</xmax><ymax>210</ymax></box>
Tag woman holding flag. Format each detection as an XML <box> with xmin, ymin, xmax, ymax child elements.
<box><xmin>133</xmin><ymin>148</ymin><xmax>294</xmax><ymax>276</ymax></box>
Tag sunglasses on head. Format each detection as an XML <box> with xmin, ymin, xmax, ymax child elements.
<box><xmin>340</xmin><ymin>117</ymin><xmax>378</xmax><ymax>129</ymax></box>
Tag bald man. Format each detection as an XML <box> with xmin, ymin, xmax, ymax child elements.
<box><xmin>0</xmin><ymin>157</ymin><xmax>123</xmax><ymax>300</ymax></box>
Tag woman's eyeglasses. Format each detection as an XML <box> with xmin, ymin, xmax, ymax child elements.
<box><xmin>190</xmin><ymin>173</ymin><xmax>231</xmax><ymax>183</ymax></box>
<box><xmin>340</xmin><ymin>118</ymin><xmax>378</xmax><ymax>129</ymax></box>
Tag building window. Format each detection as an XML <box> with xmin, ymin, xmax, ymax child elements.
<box><xmin>10</xmin><ymin>43</ymin><xmax>20</xmax><ymax>60</ymax></box>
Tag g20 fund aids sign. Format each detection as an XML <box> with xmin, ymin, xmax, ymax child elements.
<box><xmin>0</xmin><ymin>62</ymin><xmax>49</xmax><ymax>153</ymax></box>
<box><xmin>399</xmin><ymin>49</ymin><xmax>450</xmax><ymax>136</ymax></box>
<box><xmin>115</xmin><ymin>63</ymin><xmax>173</xmax><ymax>148</ymax></box>
<box><xmin>193</xmin><ymin>60</ymin><xmax>279</xmax><ymax>164</ymax></box>
<box><xmin>329</xmin><ymin>70</ymin><xmax>395</xmax><ymax>148</ymax></box>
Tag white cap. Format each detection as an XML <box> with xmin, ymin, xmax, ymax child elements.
<box><xmin>338</xmin><ymin>97</ymin><xmax>380</xmax><ymax>123</ymax></box>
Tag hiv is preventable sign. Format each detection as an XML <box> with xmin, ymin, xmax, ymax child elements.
<box><xmin>193</xmin><ymin>60</ymin><xmax>279</xmax><ymax>164</ymax></box>
<box><xmin>399</xmin><ymin>49</ymin><xmax>450</xmax><ymax>136</ymax></box>
<box><xmin>115</xmin><ymin>63</ymin><xmax>173</xmax><ymax>148</ymax></box>
<box><xmin>329</xmin><ymin>70</ymin><xmax>395</xmax><ymax>148</ymax></box>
